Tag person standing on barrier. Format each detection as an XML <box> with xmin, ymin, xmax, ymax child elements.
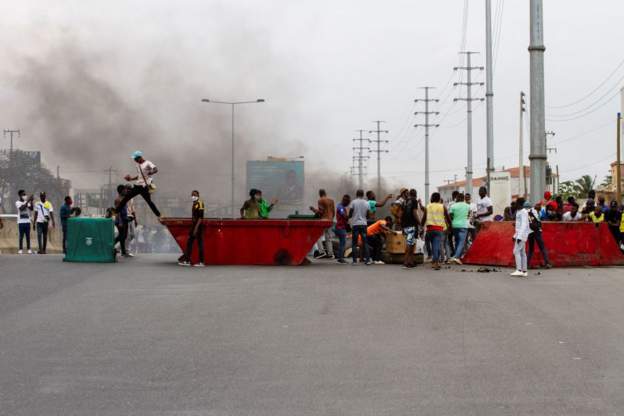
<box><xmin>15</xmin><ymin>190</ymin><xmax>34</xmax><ymax>254</ymax></box>
<box><xmin>422</xmin><ymin>192</ymin><xmax>451</xmax><ymax>271</ymax></box>
<box><xmin>178</xmin><ymin>190</ymin><xmax>205</xmax><ymax>267</ymax></box>
<box><xmin>334</xmin><ymin>194</ymin><xmax>351</xmax><ymax>264</ymax></box>
<box><xmin>527</xmin><ymin>201</ymin><xmax>552</xmax><ymax>269</ymax></box>
<box><xmin>511</xmin><ymin>199</ymin><xmax>531</xmax><ymax>278</ymax></box>
<box><xmin>349</xmin><ymin>189</ymin><xmax>372</xmax><ymax>265</ymax></box>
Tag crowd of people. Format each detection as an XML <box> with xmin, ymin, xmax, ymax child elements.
<box><xmin>295</xmin><ymin>186</ymin><xmax>497</xmax><ymax>270</ymax></box>
<box><xmin>508</xmin><ymin>190</ymin><xmax>624</xmax><ymax>277</ymax></box>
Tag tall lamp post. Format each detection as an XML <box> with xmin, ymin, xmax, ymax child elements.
<box><xmin>201</xmin><ymin>98</ymin><xmax>265</xmax><ymax>218</ymax></box>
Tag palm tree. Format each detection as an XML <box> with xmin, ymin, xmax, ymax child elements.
<box><xmin>574</xmin><ymin>175</ymin><xmax>595</xmax><ymax>197</ymax></box>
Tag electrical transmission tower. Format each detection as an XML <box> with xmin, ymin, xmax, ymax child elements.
<box><xmin>454</xmin><ymin>52</ymin><xmax>484</xmax><ymax>197</ymax></box>
<box><xmin>352</xmin><ymin>129</ymin><xmax>370</xmax><ymax>190</ymax></box>
<box><xmin>414</xmin><ymin>87</ymin><xmax>440</xmax><ymax>203</ymax></box>
<box><xmin>369</xmin><ymin>121</ymin><xmax>389</xmax><ymax>196</ymax></box>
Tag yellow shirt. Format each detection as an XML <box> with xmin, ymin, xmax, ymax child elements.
<box><xmin>589</xmin><ymin>212</ymin><xmax>604</xmax><ymax>224</ymax></box>
<box><xmin>426</xmin><ymin>203</ymin><xmax>446</xmax><ymax>231</ymax></box>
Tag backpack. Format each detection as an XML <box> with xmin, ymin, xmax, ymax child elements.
<box><xmin>528</xmin><ymin>210</ymin><xmax>540</xmax><ymax>232</ymax></box>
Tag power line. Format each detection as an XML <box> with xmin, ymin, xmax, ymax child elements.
<box><xmin>548</xmin><ymin>55</ymin><xmax>624</xmax><ymax>110</ymax></box>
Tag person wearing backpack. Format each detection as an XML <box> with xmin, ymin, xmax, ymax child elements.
<box><xmin>527</xmin><ymin>201</ymin><xmax>552</xmax><ymax>269</ymax></box>
<box><xmin>511</xmin><ymin>199</ymin><xmax>531</xmax><ymax>277</ymax></box>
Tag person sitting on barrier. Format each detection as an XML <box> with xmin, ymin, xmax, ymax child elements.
<box><xmin>542</xmin><ymin>201</ymin><xmax>560</xmax><ymax>221</ymax></box>
<box><xmin>503</xmin><ymin>201</ymin><xmax>517</xmax><ymax>221</ymax></box>
<box><xmin>588</xmin><ymin>204</ymin><xmax>605</xmax><ymax>226</ymax></box>
<box><xmin>562</xmin><ymin>203</ymin><xmax>583</xmax><ymax>222</ymax></box>
<box><xmin>563</xmin><ymin>196</ymin><xmax>576</xmax><ymax>213</ymax></box>
<box><xmin>178</xmin><ymin>190</ymin><xmax>205</xmax><ymax>267</ymax></box>
<box><xmin>582</xmin><ymin>190</ymin><xmax>596</xmax><ymax>215</ymax></box>
<box><xmin>511</xmin><ymin>198</ymin><xmax>531</xmax><ymax>278</ymax></box>
<box><xmin>475</xmin><ymin>187</ymin><xmax>494</xmax><ymax>225</ymax></box>
<box><xmin>527</xmin><ymin>202</ymin><xmax>552</xmax><ymax>269</ymax></box>
<box><xmin>241</xmin><ymin>189</ymin><xmax>277</xmax><ymax>219</ymax></box>
<box><xmin>605</xmin><ymin>201</ymin><xmax>622</xmax><ymax>243</ymax></box>
<box><xmin>366</xmin><ymin>216</ymin><xmax>393</xmax><ymax>265</ymax></box>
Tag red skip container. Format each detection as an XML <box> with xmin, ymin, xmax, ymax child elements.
<box><xmin>463</xmin><ymin>221</ymin><xmax>624</xmax><ymax>268</ymax></box>
<box><xmin>161</xmin><ymin>218</ymin><xmax>332</xmax><ymax>265</ymax></box>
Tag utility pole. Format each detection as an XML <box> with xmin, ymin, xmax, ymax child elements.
<box><xmin>3</xmin><ymin>129</ymin><xmax>20</xmax><ymax>154</ymax></box>
<box><xmin>545</xmin><ymin>131</ymin><xmax>556</xmax><ymax>193</ymax></box>
<box><xmin>485</xmin><ymin>0</ymin><xmax>495</xmax><ymax>189</ymax></box>
<box><xmin>369</xmin><ymin>121</ymin><xmax>389</xmax><ymax>196</ymax></box>
<box><xmin>617</xmin><ymin>112</ymin><xmax>622</xmax><ymax>204</ymax></box>
<box><xmin>108</xmin><ymin>166</ymin><xmax>113</xmax><ymax>208</ymax></box>
<box><xmin>529</xmin><ymin>0</ymin><xmax>547</xmax><ymax>204</ymax></box>
<box><xmin>353</xmin><ymin>130</ymin><xmax>370</xmax><ymax>190</ymax></box>
<box><xmin>454</xmin><ymin>52</ymin><xmax>485</xmax><ymax>197</ymax></box>
<box><xmin>414</xmin><ymin>87</ymin><xmax>440</xmax><ymax>202</ymax></box>
<box><xmin>519</xmin><ymin>92</ymin><xmax>527</xmax><ymax>198</ymax></box>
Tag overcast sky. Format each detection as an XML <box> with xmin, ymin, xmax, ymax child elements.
<box><xmin>1</xmin><ymin>0</ymin><xmax>624</xmax><ymax>197</ymax></box>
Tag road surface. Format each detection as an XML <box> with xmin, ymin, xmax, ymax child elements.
<box><xmin>1</xmin><ymin>254</ymin><xmax>623</xmax><ymax>415</ymax></box>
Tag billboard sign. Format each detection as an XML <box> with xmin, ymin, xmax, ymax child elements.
<box><xmin>246</xmin><ymin>160</ymin><xmax>304</xmax><ymax>211</ymax></box>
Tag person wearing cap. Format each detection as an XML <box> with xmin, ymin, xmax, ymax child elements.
<box><xmin>511</xmin><ymin>198</ymin><xmax>531</xmax><ymax>277</ymax></box>
<box><xmin>116</xmin><ymin>151</ymin><xmax>161</xmax><ymax>218</ymax></box>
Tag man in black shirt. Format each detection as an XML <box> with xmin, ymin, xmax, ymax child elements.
<box><xmin>401</xmin><ymin>189</ymin><xmax>420</xmax><ymax>269</ymax></box>
<box><xmin>178</xmin><ymin>190</ymin><xmax>205</xmax><ymax>267</ymax></box>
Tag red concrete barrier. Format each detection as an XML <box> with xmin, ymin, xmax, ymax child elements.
<box><xmin>463</xmin><ymin>221</ymin><xmax>624</xmax><ymax>268</ymax></box>
<box><xmin>161</xmin><ymin>218</ymin><xmax>331</xmax><ymax>265</ymax></box>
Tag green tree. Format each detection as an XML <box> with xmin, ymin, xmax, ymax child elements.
<box><xmin>575</xmin><ymin>175</ymin><xmax>595</xmax><ymax>197</ymax></box>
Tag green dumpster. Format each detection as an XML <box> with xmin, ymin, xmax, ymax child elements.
<box><xmin>64</xmin><ymin>217</ymin><xmax>116</xmax><ymax>263</ymax></box>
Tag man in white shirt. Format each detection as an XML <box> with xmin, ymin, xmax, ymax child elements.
<box><xmin>15</xmin><ymin>189</ymin><xmax>34</xmax><ymax>254</ymax></box>
<box><xmin>511</xmin><ymin>199</ymin><xmax>532</xmax><ymax>277</ymax></box>
<box><xmin>562</xmin><ymin>203</ymin><xmax>583</xmax><ymax>221</ymax></box>
<box><xmin>33</xmin><ymin>192</ymin><xmax>55</xmax><ymax>254</ymax></box>
<box><xmin>476</xmin><ymin>186</ymin><xmax>494</xmax><ymax>223</ymax></box>
<box><xmin>116</xmin><ymin>150</ymin><xmax>161</xmax><ymax>219</ymax></box>
<box><xmin>348</xmin><ymin>189</ymin><xmax>372</xmax><ymax>265</ymax></box>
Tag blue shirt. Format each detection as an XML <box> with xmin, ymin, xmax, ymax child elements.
<box><xmin>60</xmin><ymin>204</ymin><xmax>71</xmax><ymax>226</ymax></box>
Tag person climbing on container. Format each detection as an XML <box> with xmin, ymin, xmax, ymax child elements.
<box><xmin>309</xmin><ymin>189</ymin><xmax>335</xmax><ymax>259</ymax></box>
<box><xmin>241</xmin><ymin>189</ymin><xmax>277</xmax><ymax>219</ymax></box>
<box><xmin>178</xmin><ymin>190</ymin><xmax>205</xmax><ymax>267</ymax></box>
<box><xmin>117</xmin><ymin>151</ymin><xmax>161</xmax><ymax>220</ymax></box>
<box><xmin>114</xmin><ymin>185</ymin><xmax>133</xmax><ymax>258</ymax></box>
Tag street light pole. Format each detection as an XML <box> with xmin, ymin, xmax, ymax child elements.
<box><xmin>201</xmin><ymin>99</ymin><xmax>265</xmax><ymax>218</ymax></box>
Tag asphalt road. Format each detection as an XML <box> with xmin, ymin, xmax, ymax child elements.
<box><xmin>1</xmin><ymin>254</ymin><xmax>624</xmax><ymax>415</ymax></box>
